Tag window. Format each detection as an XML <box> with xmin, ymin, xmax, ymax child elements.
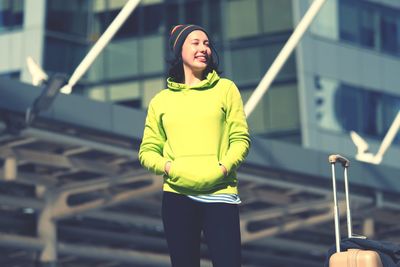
<box><xmin>85</xmin><ymin>80</ymin><xmax>142</xmax><ymax>108</ymax></box>
<box><xmin>360</xmin><ymin>7</ymin><xmax>376</xmax><ymax>48</ymax></box>
<box><xmin>109</xmin><ymin>81</ymin><xmax>141</xmax><ymax>102</ymax></box>
<box><xmin>94</xmin><ymin>1</ymin><xmax>164</xmax><ymax>39</ymax></box>
<box><xmin>339</xmin><ymin>1</ymin><xmax>359</xmax><ymax>43</ymax></box>
<box><xmin>261</xmin><ymin>0</ymin><xmax>293</xmax><ymax>34</ymax></box>
<box><xmin>262</xmin><ymin>42</ymin><xmax>296</xmax><ymax>81</ymax></box>
<box><xmin>231</xmin><ymin>46</ymin><xmax>263</xmax><ymax>84</ymax></box>
<box><xmin>207</xmin><ymin>0</ymin><xmax>221</xmax><ymax>40</ymax></box>
<box><xmin>226</xmin><ymin>0</ymin><xmax>260</xmax><ymax>39</ymax></box>
<box><xmin>165</xmin><ymin>2</ymin><xmax>180</xmax><ymax>33</ymax></box>
<box><xmin>184</xmin><ymin>0</ymin><xmax>203</xmax><ymax>26</ymax></box>
<box><xmin>142</xmin><ymin>77</ymin><xmax>164</xmax><ymax>108</ymax></box>
<box><xmin>315</xmin><ymin>75</ymin><xmax>400</xmax><ymax>143</ymax></box>
<box><xmin>98</xmin><ymin>8</ymin><xmax>140</xmax><ymax>39</ymax></box>
<box><xmin>312</xmin><ymin>0</ymin><xmax>400</xmax><ymax>57</ymax></box>
<box><xmin>142</xmin><ymin>35</ymin><xmax>164</xmax><ymax>74</ymax></box>
<box><xmin>143</xmin><ymin>3</ymin><xmax>163</xmax><ymax>35</ymax></box>
<box><xmin>230</xmin><ymin>40</ymin><xmax>296</xmax><ymax>86</ymax></box>
<box><xmin>0</xmin><ymin>0</ymin><xmax>23</xmax><ymax>31</ymax></box>
<box><xmin>334</xmin><ymin>84</ymin><xmax>366</xmax><ymax>133</ymax></box>
<box><xmin>241</xmin><ymin>82</ymin><xmax>300</xmax><ymax>142</ymax></box>
<box><xmin>380</xmin><ymin>13</ymin><xmax>399</xmax><ymax>54</ymax></box>
<box><xmin>106</xmin><ymin>38</ymin><xmax>140</xmax><ymax>79</ymax></box>
<box><xmin>46</xmin><ymin>0</ymin><xmax>89</xmax><ymax>37</ymax></box>
<box><xmin>0</xmin><ymin>71</ymin><xmax>20</xmax><ymax>80</ymax></box>
<box><xmin>43</xmin><ymin>36</ymin><xmax>87</xmax><ymax>74</ymax></box>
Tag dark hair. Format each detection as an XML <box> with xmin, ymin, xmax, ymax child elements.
<box><xmin>167</xmin><ymin>42</ymin><xmax>221</xmax><ymax>83</ymax></box>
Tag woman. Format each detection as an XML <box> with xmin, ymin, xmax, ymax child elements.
<box><xmin>139</xmin><ymin>24</ymin><xmax>250</xmax><ymax>267</ymax></box>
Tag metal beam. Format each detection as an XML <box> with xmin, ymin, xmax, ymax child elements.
<box><xmin>18</xmin><ymin>126</ymin><xmax>138</xmax><ymax>159</ymax></box>
<box><xmin>0</xmin><ymin>168</ymin><xmax>57</xmax><ymax>186</ymax></box>
<box><xmin>0</xmin><ymin>147</ymin><xmax>121</xmax><ymax>175</ymax></box>
<box><xmin>242</xmin><ymin>249</ymin><xmax>321</xmax><ymax>267</ymax></box>
<box><xmin>37</xmin><ymin>195</ymin><xmax>57</xmax><ymax>263</ymax></box>
<box><xmin>0</xmin><ymin>232</ymin><xmax>213</xmax><ymax>267</ymax></box>
<box><xmin>241</xmin><ymin>199</ymin><xmax>332</xmax><ymax>221</ymax></box>
<box><xmin>54</xmin><ymin>169</ymin><xmax>149</xmax><ymax>193</ymax></box>
<box><xmin>51</xmin><ymin>173</ymin><xmax>162</xmax><ymax>219</ymax></box>
<box><xmin>0</xmin><ymin>195</ymin><xmax>43</xmax><ymax>210</ymax></box>
<box><xmin>252</xmin><ymin>237</ymin><xmax>329</xmax><ymax>255</ymax></box>
<box><xmin>85</xmin><ymin>210</ymin><xmax>162</xmax><ymax>229</ymax></box>
<box><xmin>238</xmin><ymin>171</ymin><xmax>375</xmax><ymax>205</ymax></box>
<box><xmin>240</xmin><ymin>200</ymin><xmax>347</xmax><ymax>243</ymax></box>
<box><xmin>241</xmin><ymin>207</ymin><xmax>336</xmax><ymax>243</ymax></box>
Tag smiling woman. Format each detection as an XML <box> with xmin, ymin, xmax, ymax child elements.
<box><xmin>180</xmin><ymin>30</ymin><xmax>211</xmax><ymax>82</ymax></box>
<box><xmin>138</xmin><ymin>24</ymin><xmax>250</xmax><ymax>267</ymax></box>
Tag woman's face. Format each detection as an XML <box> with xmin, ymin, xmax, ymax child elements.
<box><xmin>181</xmin><ymin>30</ymin><xmax>211</xmax><ymax>73</ymax></box>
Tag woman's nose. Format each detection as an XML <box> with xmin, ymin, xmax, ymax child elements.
<box><xmin>199</xmin><ymin>44</ymin><xmax>207</xmax><ymax>52</ymax></box>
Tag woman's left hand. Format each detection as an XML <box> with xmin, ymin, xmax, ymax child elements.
<box><xmin>220</xmin><ymin>164</ymin><xmax>228</xmax><ymax>177</ymax></box>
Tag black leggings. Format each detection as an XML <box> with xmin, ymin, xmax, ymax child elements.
<box><xmin>162</xmin><ymin>191</ymin><xmax>241</xmax><ymax>267</ymax></box>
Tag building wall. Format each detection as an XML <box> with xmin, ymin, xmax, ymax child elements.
<box><xmin>0</xmin><ymin>0</ymin><xmax>46</xmax><ymax>83</ymax></box>
<box><xmin>294</xmin><ymin>0</ymin><xmax>400</xmax><ymax>167</ymax></box>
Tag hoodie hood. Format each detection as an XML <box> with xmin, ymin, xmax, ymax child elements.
<box><xmin>167</xmin><ymin>70</ymin><xmax>220</xmax><ymax>91</ymax></box>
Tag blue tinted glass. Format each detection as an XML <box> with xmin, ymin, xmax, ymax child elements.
<box><xmin>0</xmin><ymin>71</ymin><xmax>20</xmax><ymax>79</ymax></box>
<box><xmin>339</xmin><ymin>1</ymin><xmax>359</xmax><ymax>43</ymax></box>
<box><xmin>363</xmin><ymin>91</ymin><xmax>381</xmax><ymax>136</ymax></box>
<box><xmin>0</xmin><ymin>0</ymin><xmax>24</xmax><ymax>30</ymax></box>
<box><xmin>334</xmin><ymin>81</ymin><xmax>400</xmax><ymax>143</ymax></box>
<box><xmin>43</xmin><ymin>36</ymin><xmax>87</xmax><ymax>74</ymax></box>
<box><xmin>46</xmin><ymin>1</ymin><xmax>88</xmax><ymax>37</ymax></box>
<box><xmin>337</xmin><ymin>0</ymin><xmax>400</xmax><ymax>57</ymax></box>
<box><xmin>99</xmin><ymin>8</ymin><xmax>140</xmax><ymax>39</ymax></box>
<box><xmin>360</xmin><ymin>8</ymin><xmax>375</xmax><ymax>48</ymax></box>
<box><xmin>334</xmin><ymin>83</ymin><xmax>363</xmax><ymax>132</ymax></box>
<box><xmin>380</xmin><ymin>14</ymin><xmax>398</xmax><ymax>54</ymax></box>
<box><xmin>143</xmin><ymin>4</ymin><xmax>163</xmax><ymax>35</ymax></box>
<box><xmin>184</xmin><ymin>0</ymin><xmax>202</xmax><ymax>26</ymax></box>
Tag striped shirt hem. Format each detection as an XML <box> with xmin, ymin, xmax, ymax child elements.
<box><xmin>187</xmin><ymin>194</ymin><xmax>241</xmax><ymax>204</ymax></box>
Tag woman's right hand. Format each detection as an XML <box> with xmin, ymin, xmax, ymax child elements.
<box><xmin>164</xmin><ymin>161</ymin><xmax>171</xmax><ymax>175</ymax></box>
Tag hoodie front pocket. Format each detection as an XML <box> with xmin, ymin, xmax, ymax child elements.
<box><xmin>168</xmin><ymin>154</ymin><xmax>224</xmax><ymax>191</ymax></box>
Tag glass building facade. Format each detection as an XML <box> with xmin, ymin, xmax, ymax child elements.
<box><xmin>1</xmin><ymin>0</ymin><xmax>399</xmax><ymax>166</ymax></box>
<box><xmin>306</xmin><ymin>0</ymin><xmax>400</xmax><ymax>156</ymax></box>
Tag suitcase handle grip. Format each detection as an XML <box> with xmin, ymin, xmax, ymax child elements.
<box><xmin>329</xmin><ymin>154</ymin><xmax>350</xmax><ymax>167</ymax></box>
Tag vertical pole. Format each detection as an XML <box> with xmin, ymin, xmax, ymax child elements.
<box><xmin>343</xmin><ymin>167</ymin><xmax>353</xmax><ymax>238</ymax></box>
<box><xmin>4</xmin><ymin>155</ymin><xmax>17</xmax><ymax>181</ymax></box>
<box><xmin>37</xmin><ymin>193</ymin><xmax>57</xmax><ymax>267</ymax></box>
<box><xmin>331</xmin><ymin>164</ymin><xmax>341</xmax><ymax>253</ymax></box>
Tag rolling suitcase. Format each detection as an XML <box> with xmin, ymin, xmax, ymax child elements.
<box><xmin>328</xmin><ymin>154</ymin><xmax>383</xmax><ymax>267</ymax></box>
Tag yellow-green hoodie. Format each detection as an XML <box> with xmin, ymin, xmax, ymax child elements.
<box><xmin>139</xmin><ymin>70</ymin><xmax>250</xmax><ymax>195</ymax></box>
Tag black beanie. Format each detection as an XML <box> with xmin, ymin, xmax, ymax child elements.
<box><xmin>169</xmin><ymin>24</ymin><xmax>209</xmax><ymax>57</ymax></box>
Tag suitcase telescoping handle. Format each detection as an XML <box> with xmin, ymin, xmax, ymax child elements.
<box><xmin>328</xmin><ymin>154</ymin><xmax>352</xmax><ymax>253</ymax></box>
